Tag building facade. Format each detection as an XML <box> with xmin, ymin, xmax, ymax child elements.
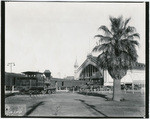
<box><xmin>74</xmin><ymin>54</ymin><xmax>104</xmax><ymax>86</ymax></box>
<box><xmin>50</xmin><ymin>78</ymin><xmax>88</xmax><ymax>91</ymax></box>
<box><xmin>74</xmin><ymin>54</ymin><xmax>145</xmax><ymax>87</ymax></box>
<box><xmin>104</xmin><ymin>63</ymin><xmax>145</xmax><ymax>86</ymax></box>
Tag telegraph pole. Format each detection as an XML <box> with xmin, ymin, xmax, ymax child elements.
<box><xmin>7</xmin><ymin>63</ymin><xmax>15</xmax><ymax>93</ymax></box>
<box><xmin>7</xmin><ymin>63</ymin><xmax>15</xmax><ymax>73</ymax></box>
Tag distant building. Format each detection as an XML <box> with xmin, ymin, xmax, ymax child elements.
<box><xmin>104</xmin><ymin>63</ymin><xmax>145</xmax><ymax>86</ymax></box>
<box><xmin>64</xmin><ymin>76</ymin><xmax>74</xmax><ymax>80</ymax></box>
<box><xmin>74</xmin><ymin>53</ymin><xmax>104</xmax><ymax>86</ymax></box>
<box><xmin>5</xmin><ymin>58</ymin><xmax>145</xmax><ymax>93</ymax></box>
<box><xmin>75</xmin><ymin>54</ymin><xmax>145</xmax><ymax>87</ymax></box>
<box><xmin>50</xmin><ymin>78</ymin><xmax>88</xmax><ymax>90</ymax></box>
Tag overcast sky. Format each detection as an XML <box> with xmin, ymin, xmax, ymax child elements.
<box><xmin>5</xmin><ymin>2</ymin><xmax>145</xmax><ymax>78</ymax></box>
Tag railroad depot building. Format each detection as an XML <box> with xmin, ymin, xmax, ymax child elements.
<box><xmin>74</xmin><ymin>54</ymin><xmax>104</xmax><ymax>85</ymax></box>
<box><xmin>74</xmin><ymin>53</ymin><xmax>145</xmax><ymax>87</ymax></box>
<box><xmin>5</xmin><ymin>54</ymin><xmax>145</xmax><ymax>92</ymax></box>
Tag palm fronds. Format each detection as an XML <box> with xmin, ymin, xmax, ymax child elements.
<box><xmin>127</xmin><ymin>33</ymin><xmax>140</xmax><ymax>39</ymax></box>
<box><xmin>93</xmin><ymin>16</ymin><xmax>139</xmax><ymax>76</ymax></box>
<box><xmin>94</xmin><ymin>35</ymin><xmax>112</xmax><ymax>43</ymax></box>
<box><xmin>98</xmin><ymin>25</ymin><xmax>113</xmax><ymax>36</ymax></box>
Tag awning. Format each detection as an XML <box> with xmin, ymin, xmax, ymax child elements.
<box><xmin>104</xmin><ymin>82</ymin><xmax>113</xmax><ymax>86</ymax></box>
<box><xmin>22</xmin><ymin>71</ymin><xmax>43</xmax><ymax>75</ymax></box>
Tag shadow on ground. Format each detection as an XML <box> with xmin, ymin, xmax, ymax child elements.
<box><xmin>5</xmin><ymin>93</ymin><xmax>17</xmax><ymax>98</ymax></box>
<box><xmin>23</xmin><ymin>101</ymin><xmax>45</xmax><ymax>116</ymax></box>
<box><xmin>77</xmin><ymin>92</ymin><xmax>108</xmax><ymax>99</ymax></box>
<box><xmin>75</xmin><ymin>99</ymin><xmax>108</xmax><ymax>117</ymax></box>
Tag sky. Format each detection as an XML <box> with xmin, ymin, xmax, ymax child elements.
<box><xmin>5</xmin><ymin>2</ymin><xmax>145</xmax><ymax>78</ymax></box>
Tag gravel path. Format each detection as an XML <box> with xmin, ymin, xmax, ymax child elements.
<box><xmin>5</xmin><ymin>92</ymin><xmax>145</xmax><ymax>117</ymax></box>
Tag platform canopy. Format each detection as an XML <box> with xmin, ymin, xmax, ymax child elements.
<box><xmin>22</xmin><ymin>71</ymin><xmax>43</xmax><ymax>75</ymax></box>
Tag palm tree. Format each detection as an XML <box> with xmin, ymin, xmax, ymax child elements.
<box><xmin>93</xmin><ymin>16</ymin><xmax>140</xmax><ymax>101</ymax></box>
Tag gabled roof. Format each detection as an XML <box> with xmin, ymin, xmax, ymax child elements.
<box><xmin>77</xmin><ymin>54</ymin><xmax>98</xmax><ymax>72</ymax></box>
<box><xmin>77</xmin><ymin>54</ymin><xmax>145</xmax><ymax>71</ymax></box>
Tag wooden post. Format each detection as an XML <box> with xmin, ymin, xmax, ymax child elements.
<box><xmin>132</xmin><ymin>83</ymin><xmax>134</xmax><ymax>94</ymax></box>
<box><xmin>73</xmin><ymin>87</ymin><xmax>74</xmax><ymax>93</ymax></box>
<box><xmin>55</xmin><ymin>82</ymin><xmax>58</xmax><ymax>91</ymax></box>
<box><xmin>30</xmin><ymin>79</ymin><xmax>31</xmax><ymax>88</ymax></box>
<box><xmin>124</xmin><ymin>83</ymin><xmax>126</xmax><ymax>94</ymax></box>
<box><xmin>12</xmin><ymin>85</ymin><xmax>14</xmax><ymax>93</ymax></box>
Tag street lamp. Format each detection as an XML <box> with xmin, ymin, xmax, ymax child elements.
<box><xmin>7</xmin><ymin>63</ymin><xmax>15</xmax><ymax>73</ymax></box>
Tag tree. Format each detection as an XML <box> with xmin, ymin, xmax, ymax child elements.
<box><xmin>93</xmin><ymin>16</ymin><xmax>140</xmax><ymax>101</ymax></box>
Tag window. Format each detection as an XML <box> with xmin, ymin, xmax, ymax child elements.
<box><xmin>62</xmin><ymin>82</ymin><xmax>64</xmax><ymax>86</ymax></box>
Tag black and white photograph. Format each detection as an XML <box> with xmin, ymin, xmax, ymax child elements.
<box><xmin>2</xmin><ymin>1</ymin><xmax>148</xmax><ymax>118</ymax></box>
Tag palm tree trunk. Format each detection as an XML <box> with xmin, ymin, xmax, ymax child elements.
<box><xmin>113</xmin><ymin>79</ymin><xmax>121</xmax><ymax>101</ymax></box>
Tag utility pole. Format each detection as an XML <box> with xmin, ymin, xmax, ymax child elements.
<box><xmin>7</xmin><ymin>63</ymin><xmax>15</xmax><ymax>73</ymax></box>
<box><xmin>7</xmin><ymin>62</ymin><xmax>15</xmax><ymax>93</ymax></box>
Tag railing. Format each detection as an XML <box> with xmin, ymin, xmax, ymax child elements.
<box><xmin>79</xmin><ymin>87</ymin><xmax>145</xmax><ymax>94</ymax></box>
<box><xmin>5</xmin><ymin>90</ymin><xmax>19</xmax><ymax>94</ymax></box>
